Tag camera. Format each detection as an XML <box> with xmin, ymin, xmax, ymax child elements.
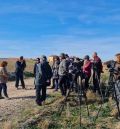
<box><xmin>107</xmin><ymin>61</ymin><xmax>120</xmax><ymax>74</ymax></box>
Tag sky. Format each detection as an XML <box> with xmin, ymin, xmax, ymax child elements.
<box><xmin>0</xmin><ymin>0</ymin><xmax>120</xmax><ymax>61</ymax></box>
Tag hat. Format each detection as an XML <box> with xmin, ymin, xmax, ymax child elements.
<box><xmin>20</xmin><ymin>56</ymin><xmax>24</xmax><ymax>60</ymax></box>
<box><xmin>60</xmin><ymin>53</ymin><xmax>65</xmax><ymax>59</ymax></box>
<box><xmin>84</xmin><ymin>55</ymin><xmax>90</xmax><ymax>60</ymax></box>
<box><xmin>41</xmin><ymin>55</ymin><xmax>47</xmax><ymax>61</ymax></box>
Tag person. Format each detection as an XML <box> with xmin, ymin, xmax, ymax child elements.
<box><xmin>58</xmin><ymin>53</ymin><xmax>68</xmax><ymax>96</ymax></box>
<box><xmin>73</xmin><ymin>57</ymin><xmax>84</xmax><ymax>92</ymax></box>
<box><xmin>92</xmin><ymin>52</ymin><xmax>103</xmax><ymax>94</ymax></box>
<box><xmin>52</xmin><ymin>57</ymin><xmax>60</xmax><ymax>91</ymax></box>
<box><xmin>15</xmin><ymin>56</ymin><xmax>26</xmax><ymax>89</ymax></box>
<box><xmin>0</xmin><ymin>61</ymin><xmax>9</xmax><ymax>99</ymax></box>
<box><xmin>33</xmin><ymin>58</ymin><xmax>40</xmax><ymax>89</ymax></box>
<box><xmin>115</xmin><ymin>53</ymin><xmax>120</xmax><ymax>79</ymax></box>
<box><xmin>114</xmin><ymin>54</ymin><xmax>120</xmax><ymax>104</ymax></box>
<box><xmin>35</xmin><ymin>55</ymin><xmax>53</xmax><ymax>106</ymax></box>
<box><xmin>82</xmin><ymin>55</ymin><xmax>92</xmax><ymax>90</ymax></box>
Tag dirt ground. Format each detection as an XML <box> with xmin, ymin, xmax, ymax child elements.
<box><xmin>0</xmin><ymin>78</ymin><xmax>54</xmax><ymax>128</ymax></box>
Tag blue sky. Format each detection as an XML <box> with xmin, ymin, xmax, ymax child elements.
<box><xmin>0</xmin><ymin>0</ymin><xmax>120</xmax><ymax>61</ymax></box>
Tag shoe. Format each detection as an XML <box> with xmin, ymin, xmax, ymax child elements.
<box><xmin>22</xmin><ymin>87</ymin><xmax>26</xmax><ymax>90</ymax></box>
<box><xmin>0</xmin><ymin>96</ymin><xmax>4</xmax><ymax>99</ymax></box>
<box><xmin>36</xmin><ymin>100</ymin><xmax>42</xmax><ymax>106</ymax></box>
<box><xmin>51</xmin><ymin>86</ymin><xmax>55</xmax><ymax>89</ymax></box>
<box><xmin>53</xmin><ymin>89</ymin><xmax>58</xmax><ymax>92</ymax></box>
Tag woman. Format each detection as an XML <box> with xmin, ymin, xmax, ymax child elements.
<box><xmin>52</xmin><ymin>57</ymin><xmax>60</xmax><ymax>91</ymax></box>
<box><xmin>83</xmin><ymin>55</ymin><xmax>92</xmax><ymax>90</ymax></box>
<box><xmin>0</xmin><ymin>61</ymin><xmax>9</xmax><ymax>99</ymax></box>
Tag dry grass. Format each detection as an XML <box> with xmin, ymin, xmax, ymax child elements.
<box><xmin>38</xmin><ymin>119</ymin><xmax>51</xmax><ymax>129</ymax></box>
<box><xmin>0</xmin><ymin>58</ymin><xmax>35</xmax><ymax>72</ymax></box>
<box><xmin>86</xmin><ymin>90</ymin><xmax>96</xmax><ymax>102</ymax></box>
<box><xmin>2</xmin><ymin>121</ymin><xmax>12</xmax><ymax>129</ymax></box>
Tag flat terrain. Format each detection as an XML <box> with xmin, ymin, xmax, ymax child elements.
<box><xmin>0</xmin><ymin>78</ymin><xmax>120</xmax><ymax>129</ymax></box>
<box><xmin>0</xmin><ymin>78</ymin><xmax>60</xmax><ymax>129</ymax></box>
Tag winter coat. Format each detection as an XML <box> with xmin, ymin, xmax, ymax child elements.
<box><xmin>52</xmin><ymin>61</ymin><xmax>59</xmax><ymax>79</ymax></box>
<box><xmin>35</xmin><ymin>61</ymin><xmax>53</xmax><ymax>85</ymax></box>
<box><xmin>58</xmin><ymin>59</ymin><xmax>68</xmax><ymax>76</ymax></box>
<box><xmin>15</xmin><ymin>60</ymin><xmax>26</xmax><ymax>75</ymax></box>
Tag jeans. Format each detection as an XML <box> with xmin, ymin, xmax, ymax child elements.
<box><xmin>53</xmin><ymin>79</ymin><xmax>59</xmax><ymax>90</ymax></box>
<box><xmin>36</xmin><ymin>84</ymin><xmax>47</xmax><ymax>104</ymax></box>
<box><xmin>0</xmin><ymin>83</ymin><xmax>8</xmax><ymax>97</ymax></box>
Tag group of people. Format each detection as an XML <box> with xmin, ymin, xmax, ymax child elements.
<box><xmin>34</xmin><ymin>52</ymin><xmax>103</xmax><ymax>106</ymax></box>
<box><xmin>0</xmin><ymin>52</ymin><xmax>120</xmax><ymax>107</ymax></box>
<box><xmin>0</xmin><ymin>56</ymin><xmax>26</xmax><ymax>99</ymax></box>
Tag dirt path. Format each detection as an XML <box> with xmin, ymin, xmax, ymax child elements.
<box><xmin>0</xmin><ymin>78</ymin><xmax>54</xmax><ymax>127</ymax></box>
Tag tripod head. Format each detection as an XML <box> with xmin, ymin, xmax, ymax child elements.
<box><xmin>107</xmin><ymin>61</ymin><xmax>120</xmax><ymax>75</ymax></box>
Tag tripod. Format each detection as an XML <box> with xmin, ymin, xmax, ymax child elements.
<box><xmin>105</xmin><ymin>70</ymin><xmax>120</xmax><ymax>118</ymax></box>
<box><xmin>76</xmin><ymin>72</ymin><xmax>90</xmax><ymax>127</ymax></box>
<box><xmin>92</xmin><ymin>69</ymin><xmax>104</xmax><ymax>121</ymax></box>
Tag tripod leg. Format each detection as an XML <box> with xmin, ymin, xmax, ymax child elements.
<box><xmin>82</xmin><ymin>79</ymin><xmax>90</xmax><ymax>117</ymax></box>
<box><xmin>77</xmin><ymin>75</ymin><xmax>82</xmax><ymax>127</ymax></box>
<box><xmin>94</xmin><ymin>72</ymin><xmax>104</xmax><ymax>121</ymax></box>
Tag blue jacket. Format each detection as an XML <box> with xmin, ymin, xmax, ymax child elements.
<box><xmin>35</xmin><ymin>61</ymin><xmax>52</xmax><ymax>85</ymax></box>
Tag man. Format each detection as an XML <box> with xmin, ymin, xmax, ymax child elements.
<box><xmin>115</xmin><ymin>53</ymin><xmax>120</xmax><ymax>79</ymax></box>
<box><xmin>15</xmin><ymin>56</ymin><xmax>26</xmax><ymax>89</ymax></box>
<box><xmin>58</xmin><ymin>53</ymin><xmax>68</xmax><ymax>96</ymax></box>
<box><xmin>92</xmin><ymin>52</ymin><xmax>103</xmax><ymax>94</ymax></box>
<box><xmin>33</xmin><ymin>58</ymin><xmax>40</xmax><ymax>89</ymax></box>
<box><xmin>113</xmin><ymin>54</ymin><xmax>120</xmax><ymax>118</ymax></box>
<box><xmin>35</xmin><ymin>55</ymin><xmax>52</xmax><ymax>106</ymax></box>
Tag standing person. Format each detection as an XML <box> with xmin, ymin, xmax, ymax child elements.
<box><xmin>52</xmin><ymin>57</ymin><xmax>60</xmax><ymax>91</ymax></box>
<box><xmin>73</xmin><ymin>57</ymin><xmax>84</xmax><ymax>92</ymax></box>
<box><xmin>114</xmin><ymin>54</ymin><xmax>120</xmax><ymax>104</ymax></box>
<box><xmin>15</xmin><ymin>56</ymin><xmax>26</xmax><ymax>89</ymax></box>
<box><xmin>35</xmin><ymin>55</ymin><xmax>52</xmax><ymax>106</ymax></box>
<box><xmin>83</xmin><ymin>55</ymin><xmax>92</xmax><ymax>90</ymax></box>
<box><xmin>92</xmin><ymin>52</ymin><xmax>103</xmax><ymax>94</ymax></box>
<box><xmin>33</xmin><ymin>58</ymin><xmax>40</xmax><ymax>89</ymax></box>
<box><xmin>58</xmin><ymin>53</ymin><xmax>68</xmax><ymax>96</ymax></box>
<box><xmin>0</xmin><ymin>61</ymin><xmax>9</xmax><ymax>99</ymax></box>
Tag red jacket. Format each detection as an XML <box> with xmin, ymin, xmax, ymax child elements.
<box><xmin>83</xmin><ymin>61</ymin><xmax>92</xmax><ymax>77</ymax></box>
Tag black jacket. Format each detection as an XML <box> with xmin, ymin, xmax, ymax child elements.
<box><xmin>15</xmin><ymin>60</ymin><xmax>26</xmax><ymax>74</ymax></box>
<box><xmin>35</xmin><ymin>61</ymin><xmax>53</xmax><ymax>85</ymax></box>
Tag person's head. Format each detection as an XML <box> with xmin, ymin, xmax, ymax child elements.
<box><xmin>0</xmin><ymin>61</ymin><xmax>8</xmax><ymax>67</ymax></box>
<box><xmin>54</xmin><ymin>56</ymin><xmax>59</xmax><ymax>62</ymax></box>
<box><xmin>36</xmin><ymin>58</ymin><xmax>40</xmax><ymax>64</ymax></box>
<box><xmin>60</xmin><ymin>53</ymin><xmax>65</xmax><ymax>60</ymax></box>
<box><xmin>84</xmin><ymin>55</ymin><xmax>90</xmax><ymax>61</ymax></box>
<box><xmin>93</xmin><ymin>52</ymin><xmax>98</xmax><ymax>58</ymax></box>
<box><xmin>115</xmin><ymin>54</ymin><xmax>120</xmax><ymax>63</ymax></box>
<box><xmin>40</xmin><ymin>55</ymin><xmax>47</xmax><ymax>62</ymax></box>
<box><xmin>20</xmin><ymin>56</ymin><xmax>24</xmax><ymax>63</ymax></box>
<box><xmin>65</xmin><ymin>54</ymin><xmax>69</xmax><ymax>58</ymax></box>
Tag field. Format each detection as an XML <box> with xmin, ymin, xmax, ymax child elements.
<box><xmin>0</xmin><ymin>59</ymin><xmax>120</xmax><ymax>129</ymax></box>
<box><xmin>0</xmin><ymin>58</ymin><xmax>35</xmax><ymax>72</ymax></box>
